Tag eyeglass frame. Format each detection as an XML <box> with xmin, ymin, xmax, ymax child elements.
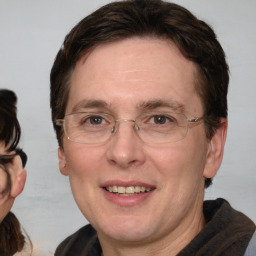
<box><xmin>0</xmin><ymin>149</ymin><xmax>27</xmax><ymax>168</ymax></box>
<box><xmin>55</xmin><ymin>111</ymin><xmax>204</xmax><ymax>145</ymax></box>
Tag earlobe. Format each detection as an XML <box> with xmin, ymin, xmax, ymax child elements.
<box><xmin>203</xmin><ymin>119</ymin><xmax>228</xmax><ymax>179</ymax></box>
<box><xmin>58</xmin><ymin>147</ymin><xmax>68</xmax><ymax>176</ymax></box>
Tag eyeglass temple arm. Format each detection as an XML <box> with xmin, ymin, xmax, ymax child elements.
<box><xmin>188</xmin><ymin>116</ymin><xmax>204</xmax><ymax>123</ymax></box>
<box><xmin>55</xmin><ymin>119</ymin><xmax>64</xmax><ymax>126</ymax></box>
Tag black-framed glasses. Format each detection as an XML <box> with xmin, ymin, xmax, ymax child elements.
<box><xmin>0</xmin><ymin>149</ymin><xmax>27</xmax><ymax>195</ymax></box>
<box><xmin>56</xmin><ymin>112</ymin><xmax>203</xmax><ymax>144</ymax></box>
<box><xmin>0</xmin><ymin>149</ymin><xmax>27</xmax><ymax>168</ymax></box>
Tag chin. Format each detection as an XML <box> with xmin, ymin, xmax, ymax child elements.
<box><xmin>95</xmin><ymin>215</ymin><xmax>157</xmax><ymax>243</ymax></box>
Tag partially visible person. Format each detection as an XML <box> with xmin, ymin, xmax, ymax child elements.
<box><xmin>0</xmin><ymin>89</ymin><xmax>31</xmax><ymax>256</ymax></box>
<box><xmin>50</xmin><ymin>0</ymin><xmax>255</xmax><ymax>255</ymax></box>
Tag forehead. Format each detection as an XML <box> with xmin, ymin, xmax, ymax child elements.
<box><xmin>67</xmin><ymin>37</ymin><xmax>202</xmax><ymax>115</ymax></box>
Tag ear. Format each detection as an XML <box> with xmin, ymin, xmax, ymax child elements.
<box><xmin>203</xmin><ymin>119</ymin><xmax>228</xmax><ymax>179</ymax></box>
<box><xmin>58</xmin><ymin>147</ymin><xmax>68</xmax><ymax>176</ymax></box>
<box><xmin>10</xmin><ymin>168</ymin><xmax>27</xmax><ymax>198</ymax></box>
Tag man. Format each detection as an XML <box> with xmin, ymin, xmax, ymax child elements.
<box><xmin>50</xmin><ymin>0</ymin><xmax>256</xmax><ymax>255</ymax></box>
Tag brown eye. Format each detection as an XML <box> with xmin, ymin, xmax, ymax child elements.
<box><xmin>143</xmin><ymin>114</ymin><xmax>176</xmax><ymax>126</ymax></box>
<box><xmin>88</xmin><ymin>116</ymin><xmax>103</xmax><ymax>125</ymax></box>
<box><xmin>79</xmin><ymin>115</ymin><xmax>106</xmax><ymax>126</ymax></box>
<box><xmin>153</xmin><ymin>115</ymin><xmax>168</xmax><ymax>124</ymax></box>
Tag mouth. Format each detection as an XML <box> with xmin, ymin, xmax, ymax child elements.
<box><xmin>102</xmin><ymin>182</ymin><xmax>155</xmax><ymax>206</ymax></box>
<box><xmin>104</xmin><ymin>185</ymin><xmax>153</xmax><ymax>196</ymax></box>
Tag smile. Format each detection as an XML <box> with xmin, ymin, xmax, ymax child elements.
<box><xmin>105</xmin><ymin>185</ymin><xmax>153</xmax><ymax>196</ymax></box>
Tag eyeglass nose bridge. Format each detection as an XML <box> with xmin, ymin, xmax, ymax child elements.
<box><xmin>111</xmin><ymin>119</ymin><xmax>140</xmax><ymax>134</ymax></box>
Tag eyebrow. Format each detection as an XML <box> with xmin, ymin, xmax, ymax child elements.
<box><xmin>137</xmin><ymin>99</ymin><xmax>185</xmax><ymax>113</ymax></box>
<box><xmin>71</xmin><ymin>98</ymin><xmax>185</xmax><ymax>114</ymax></box>
<box><xmin>71</xmin><ymin>99</ymin><xmax>110</xmax><ymax>113</ymax></box>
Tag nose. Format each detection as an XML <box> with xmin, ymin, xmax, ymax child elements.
<box><xmin>106</xmin><ymin>120</ymin><xmax>145</xmax><ymax>169</ymax></box>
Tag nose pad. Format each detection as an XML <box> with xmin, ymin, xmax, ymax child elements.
<box><xmin>134</xmin><ymin>124</ymin><xmax>140</xmax><ymax>131</ymax></box>
<box><xmin>111</xmin><ymin>121</ymin><xmax>119</xmax><ymax>134</ymax></box>
<box><xmin>111</xmin><ymin>125</ymin><xmax>116</xmax><ymax>134</ymax></box>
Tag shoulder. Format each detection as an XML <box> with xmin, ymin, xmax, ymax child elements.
<box><xmin>55</xmin><ymin>224</ymin><xmax>99</xmax><ymax>256</ymax></box>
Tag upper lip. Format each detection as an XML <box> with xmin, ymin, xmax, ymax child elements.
<box><xmin>101</xmin><ymin>180</ymin><xmax>156</xmax><ymax>189</ymax></box>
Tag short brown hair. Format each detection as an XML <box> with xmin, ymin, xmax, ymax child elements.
<box><xmin>50</xmin><ymin>0</ymin><xmax>229</xmax><ymax>187</ymax></box>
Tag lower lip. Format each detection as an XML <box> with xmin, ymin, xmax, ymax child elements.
<box><xmin>102</xmin><ymin>188</ymin><xmax>154</xmax><ymax>207</ymax></box>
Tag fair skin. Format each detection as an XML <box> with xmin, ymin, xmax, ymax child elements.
<box><xmin>58</xmin><ymin>37</ymin><xmax>227</xmax><ymax>256</ymax></box>
<box><xmin>0</xmin><ymin>142</ymin><xmax>27</xmax><ymax>223</ymax></box>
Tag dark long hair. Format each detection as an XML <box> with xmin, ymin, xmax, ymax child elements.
<box><xmin>0</xmin><ymin>89</ymin><xmax>31</xmax><ymax>255</ymax></box>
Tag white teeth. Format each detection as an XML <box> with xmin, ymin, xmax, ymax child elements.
<box><xmin>135</xmin><ymin>186</ymin><xmax>141</xmax><ymax>193</ymax></box>
<box><xmin>106</xmin><ymin>185</ymin><xmax>152</xmax><ymax>194</ymax></box>
<box><xmin>125</xmin><ymin>186</ymin><xmax>134</xmax><ymax>193</ymax></box>
<box><xmin>117</xmin><ymin>186</ymin><xmax>126</xmax><ymax>193</ymax></box>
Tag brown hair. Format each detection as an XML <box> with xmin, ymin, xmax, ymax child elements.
<box><xmin>0</xmin><ymin>211</ymin><xmax>25</xmax><ymax>256</ymax></box>
<box><xmin>50</xmin><ymin>0</ymin><xmax>229</xmax><ymax>187</ymax></box>
<box><xmin>0</xmin><ymin>89</ymin><xmax>31</xmax><ymax>255</ymax></box>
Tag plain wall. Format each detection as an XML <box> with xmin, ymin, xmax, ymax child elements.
<box><xmin>0</xmin><ymin>0</ymin><xmax>255</xmax><ymax>255</ymax></box>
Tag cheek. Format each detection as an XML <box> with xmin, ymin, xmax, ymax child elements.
<box><xmin>147</xmin><ymin>136</ymin><xmax>208</xmax><ymax>185</ymax></box>
<box><xmin>64</xmin><ymin>143</ymin><xmax>106</xmax><ymax>180</ymax></box>
<box><xmin>0</xmin><ymin>168</ymin><xmax>8</xmax><ymax>194</ymax></box>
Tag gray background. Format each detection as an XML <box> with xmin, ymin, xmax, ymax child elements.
<box><xmin>0</xmin><ymin>0</ymin><xmax>255</xmax><ymax>255</ymax></box>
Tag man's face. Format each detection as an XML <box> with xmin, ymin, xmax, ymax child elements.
<box><xmin>59</xmin><ymin>38</ymin><xmax>220</xmax><ymax>245</ymax></box>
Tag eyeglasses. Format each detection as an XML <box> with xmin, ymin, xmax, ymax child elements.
<box><xmin>0</xmin><ymin>148</ymin><xmax>27</xmax><ymax>168</ymax></box>
<box><xmin>56</xmin><ymin>112</ymin><xmax>203</xmax><ymax>144</ymax></box>
<box><xmin>0</xmin><ymin>149</ymin><xmax>27</xmax><ymax>194</ymax></box>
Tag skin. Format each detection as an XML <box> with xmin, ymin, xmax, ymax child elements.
<box><xmin>0</xmin><ymin>165</ymin><xmax>8</xmax><ymax>196</ymax></box>
<box><xmin>0</xmin><ymin>142</ymin><xmax>27</xmax><ymax>223</ymax></box>
<box><xmin>58</xmin><ymin>37</ymin><xmax>227</xmax><ymax>256</ymax></box>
